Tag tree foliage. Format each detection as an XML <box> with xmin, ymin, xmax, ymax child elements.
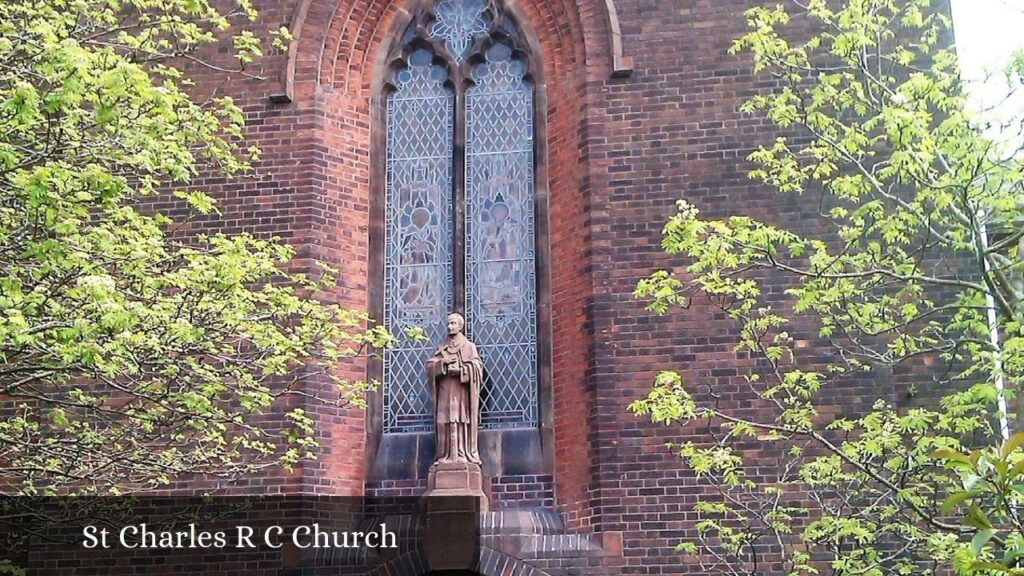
<box><xmin>632</xmin><ymin>1</ymin><xmax>1024</xmax><ymax>574</ymax></box>
<box><xmin>0</xmin><ymin>0</ymin><xmax>389</xmax><ymax>495</ymax></box>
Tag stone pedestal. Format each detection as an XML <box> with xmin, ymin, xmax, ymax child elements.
<box><xmin>421</xmin><ymin>462</ymin><xmax>488</xmax><ymax>571</ymax></box>
<box><xmin>423</xmin><ymin>461</ymin><xmax>489</xmax><ymax>511</ymax></box>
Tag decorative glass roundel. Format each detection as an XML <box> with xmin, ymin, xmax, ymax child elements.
<box><xmin>428</xmin><ymin>0</ymin><xmax>490</xmax><ymax>62</ymax></box>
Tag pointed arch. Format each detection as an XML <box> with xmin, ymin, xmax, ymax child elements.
<box><xmin>370</xmin><ymin>0</ymin><xmax>549</xmax><ymax>446</ymax></box>
<box><xmin>271</xmin><ymin>0</ymin><xmax>629</xmax><ymax>103</ymax></box>
<box><xmin>275</xmin><ymin>0</ymin><xmax>600</xmax><ymax>523</ymax></box>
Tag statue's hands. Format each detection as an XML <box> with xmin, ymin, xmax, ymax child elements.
<box><xmin>447</xmin><ymin>362</ymin><xmax>461</xmax><ymax>376</ymax></box>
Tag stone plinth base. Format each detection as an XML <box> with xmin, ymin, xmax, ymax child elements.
<box><xmin>421</xmin><ymin>462</ymin><xmax>488</xmax><ymax>571</ymax></box>
<box><xmin>423</xmin><ymin>461</ymin><xmax>489</xmax><ymax>511</ymax></box>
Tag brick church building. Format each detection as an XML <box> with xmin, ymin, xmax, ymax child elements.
<box><xmin>164</xmin><ymin>0</ymin><xmax>936</xmax><ymax>574</ymax></box>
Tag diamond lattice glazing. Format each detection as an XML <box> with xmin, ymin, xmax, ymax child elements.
<box><xmin>384</xmin><ymin>49</ymin><xmax>454</xmax><ymax>433</ymax></box>
<box><xmin>465</xmin><ymin>43</ymin><xmax>538</xmax><ymax>429</ymax></box>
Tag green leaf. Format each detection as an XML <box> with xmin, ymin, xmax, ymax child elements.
<box><xmin>972</xmin><ymin>529</ymin><xmax>996</xmax><ymax>556</ymax></box>
<box><xmin>933</xmin><ymin>448</ymin><xmax>972</xmax><ymax>468</ymax></box>
<box><xmin>940</xmin><ymin>491</ymin><xmax>971</xmax><ymax>515</ymax></box>
<box><xmin>1001</xmin><ymin>430</ymin><xmax>1024</xmax><ymax>458</ymax></box>
<box><xmin>966</xmin><ymin>506</ymin><xmax>993</xmax><ymax>531</ymax></box>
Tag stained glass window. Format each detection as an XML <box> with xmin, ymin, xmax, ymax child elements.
<box><xmin>428</xmin><ymin>0</ymin><xmax>489</xmax><ymax>62</ymax></box>
<box><xmin>384</xmin><ymin>49</ymin><xmax>454</xmax><ymax>433</ymax></box>
<box><xmin>465</xmin><ymin>44</ymin><xmax>537</xmax><ymax>429</ymax></box>
<box><xmin>383</xmin><ymin>3</ymin><xmax>538</xmax><ymax>433</ymax></box>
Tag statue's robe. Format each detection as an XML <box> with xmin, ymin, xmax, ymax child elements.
<box><xmin>426</xmin><ymin>333</ymin><xmax>484</xmax><ymax>464</ymax></box>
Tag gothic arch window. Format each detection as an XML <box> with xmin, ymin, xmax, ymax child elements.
<box><xmin>380</xmin><ymin>0</ymin><xmax>541</xmax><ymax>434</ymax></box>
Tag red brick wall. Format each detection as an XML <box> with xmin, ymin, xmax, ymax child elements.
<box><xmin>170</xmin><ymin>0</ymin><xmax>612</xmax><ymax>506</ymax></box>
<box><xmin>581</xmin><ymin>2</ymin><xmax>819</xmax><ymax>571</ymax></box>
<box><xmin>164</xmin><ymin>0</ymin><xmax>953</xmax><ymax>574</ymax></box>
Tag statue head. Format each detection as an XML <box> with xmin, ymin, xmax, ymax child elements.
<box><xmin>446</xmin><ymin>312</ymin><xmax>466</xmax><ymax>336</ymax></box>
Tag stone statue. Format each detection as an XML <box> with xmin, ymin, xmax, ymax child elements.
<box><xmin>422</xmin><ymin>313</ymin><xmax>489</xmax><ymax>511</ymax></box>
<box><xmin>426</xmin><ymin>313</ymin><xmax>484</xmax><ymax>464</ymax></box>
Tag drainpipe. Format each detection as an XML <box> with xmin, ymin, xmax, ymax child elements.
<box><xmin>980</xmin><ymin>217</ymin><xmax>1011</xmax><ymax>440</ymax></box>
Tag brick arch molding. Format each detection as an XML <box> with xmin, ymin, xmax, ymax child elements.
<box><xmin>281</xmin><ymin>0</ymin><xmax>601</xmax><ymax>526</ymax></box>
<box><xmin>271</xmin><ymin>0</ymin><xmax>631</xmax><ymax>103</ymax></box>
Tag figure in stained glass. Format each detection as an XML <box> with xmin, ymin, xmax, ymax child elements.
<box><xmin>477</xmin><ymin>159</ymin><xmax>525</xmax><ymax>317</ymax></box>
<box><xmin>398</xmin><ymin>164</ymin><xmax>446</xmax><ymax>321</ymax></box>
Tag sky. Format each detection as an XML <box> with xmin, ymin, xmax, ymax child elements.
<box><xmin>949</xmin><ymin>0</ymin><xmax>1024</xmax><ymax>142</ymax></box>
<box><xmin>950</xmin><ymin>0</ymin><xmax>1024</xmax><ymax>80</ymax></box>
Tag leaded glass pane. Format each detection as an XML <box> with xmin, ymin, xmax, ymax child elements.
<box><xmin>428</xmin><ymin>0</ymin><xmax>490</xmax><ymax>63</ymax></box>
<box><xmin>465</xmin><ymin>44</ymin><xmax>537</xmax><ymax>429</ymax></box>
<box><xmin>384</xmin><ymin>49</ymin><xmax>454</xmax><ymax>433</ymax></box>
